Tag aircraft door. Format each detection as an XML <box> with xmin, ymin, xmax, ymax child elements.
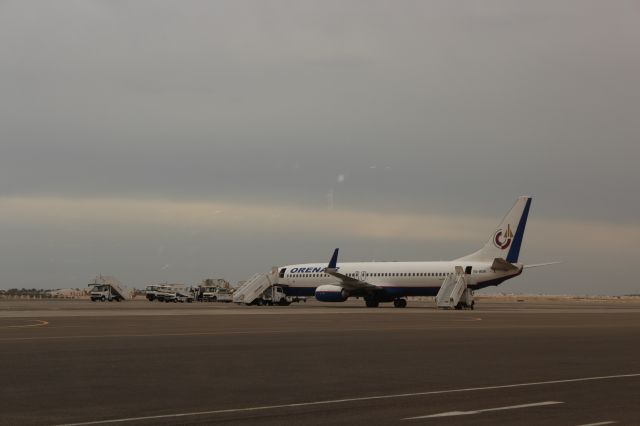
<box><xmin>360</xmin><ymin>271</ymin><xmax>368</xmax><ymax>281</ymax></box>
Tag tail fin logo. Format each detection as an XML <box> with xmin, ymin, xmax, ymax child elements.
<box><xmin>493</xmin><ymin>224</ymin><xmax>514</xmax><ymax>250</ymax></box>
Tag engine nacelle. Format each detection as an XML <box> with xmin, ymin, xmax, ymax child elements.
<box><xmin>315</xmin><ymin>285</ymin><xmax>348</xmax><ymax>302</ymax></box>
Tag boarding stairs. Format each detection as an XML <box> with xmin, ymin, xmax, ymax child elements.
<box><xmin>436</xmin><ymin>266</ymin><xmax>473</xmax><ymax>309</ymax></box>
<box><xmin>89</xmin><ymin>275</ymin><xmax>133</xmax><ymax>300</ymax></box>
<box><xmin>233</xmin><ymin>272</ymin><xmax>275</xmax><ymax>305</ymax></box>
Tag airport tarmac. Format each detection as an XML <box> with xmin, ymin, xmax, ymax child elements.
<box><xmin>1</xmin><ymin>299</ymin><xmax>639</xmax><ymax>425</ymax></box>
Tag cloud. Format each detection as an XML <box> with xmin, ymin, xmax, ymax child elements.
<box><xmin>1</xmin><ymin>196</ymin><xmax>637</xmax><ymax>252</ymax></box>
<box><xmin>0</xmin><ymin>196</ymin><xmax>486</xmax><ymax>242</ymax></box>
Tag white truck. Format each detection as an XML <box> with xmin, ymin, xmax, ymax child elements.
<box><xmin>88</xmin><ymin>275</ymin><xmax>133</xmax><ymax>302</ymax></box>
<box><xmin>155</xmin><ymin>284</ymin><xmax>194</xmax><ymax>303</ymax></box>
<box><xmin>253</xmin><ymin>286</ymin><xmax>306</xmax><ymax>306</ymax></box>
<box><xmin>194</xmin><ymin>279</ymin><xmax>233</xmax><ymax>302</ymax></box>
<box><xmin>144</xmin><ymin>284</ymin><xmax>162</xmax><ymax>301</ymax></box>
<box><xmin>201</xmin><ymin>287</ymin><xmax>234</xmax><ymax>302</ymax></box>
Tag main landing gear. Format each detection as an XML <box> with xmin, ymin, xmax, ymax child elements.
<box><xmin>364</xmin><ymin>298</ymin><xmax>407</xmax><ymax>308</ymax></box>
<box><xmin>393</xmin><ymin>298</ymin><xmax>407</xmax><ymax>308</ymax></box>
<box><xmin>365</xmin><ymin>298</ymin><xmax>379</xmax><ymax>308</ymax></box>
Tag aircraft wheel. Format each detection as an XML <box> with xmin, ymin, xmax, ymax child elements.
<box><xmin>393</xmin><ymin>299</ymin><xmax>407</xmax><ymax>308</ymax></box>
<box><xmin>365</xmin><ymin>299</ymin><xmax>379</xmax><ymax>308</ymax></box>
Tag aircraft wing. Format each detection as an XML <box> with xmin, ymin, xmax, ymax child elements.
<box><xmin>324</xmin><ymin>248</ymin><xmax>379</xmax><ymax>291</ymax></box>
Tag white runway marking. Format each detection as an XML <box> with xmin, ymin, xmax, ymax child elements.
<box><xmin>55</xmin><ymin>373</ymin><xmax>640</xmax><ymax>426</ymax></box>
<box><xmin>0</xmin><ymin>319</ymin><xmax>48</xmax><ymax>328</ymax></box>
<box><xmin>403</xmin><ymin>401</ymin><xmax>563</xmax><ymax>419</ymax></box>
<box><xmin>576</xmin><ymin>422</ymin><xmax>616</xmax><ymax>426</ymax></box>
<box><xmin>0</xmin><ymin>325</ymin><xmax>481</xmax><ymax>342</ymax></box>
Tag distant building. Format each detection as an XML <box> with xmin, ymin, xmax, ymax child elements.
<box><xmin>47</xmin><ymin>288</ymin><xmax>89</xmax><ymax>299</ymax></box>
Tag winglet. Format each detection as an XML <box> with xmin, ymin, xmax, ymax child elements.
<box><xmin>328</xmin><ymin>248</ymin><xmax>339</xmax><ymax>269</ymax></box>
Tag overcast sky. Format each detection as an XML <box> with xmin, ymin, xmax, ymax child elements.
<box><xmin>1</xmin><ymin>1</ymin><xmax>639</xmax><ymax>294</ymax></box>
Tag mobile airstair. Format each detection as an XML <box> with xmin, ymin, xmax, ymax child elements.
<box><xmin>233</xmin><ymin>272</ymin><xmax>275</xmax><ymax>305</ymax></box>
<box><xmin>89</xmin><ymin>275</ymin><xmax>134</xmax><ymax>302</ymax></box>
<box><xmin>435</xmin><ymin>266</ymin><xmax>474</xmax><ymax>309</ymax></box>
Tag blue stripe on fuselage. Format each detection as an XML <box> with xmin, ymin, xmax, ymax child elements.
<box><xmin>283</xmin><ymin>286</ymin><xmax>441</xmax><ymax>298</ymax></box>
<box><xmin>282</xmin><ymin>276</ymin><xmax>517</xmax><ymax>299</ymax></box>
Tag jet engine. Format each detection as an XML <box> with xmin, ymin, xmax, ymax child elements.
<box><xmin>315</xmin><ymin>284</ymin><xmax>348</xmax><ymax>302</ymax></box>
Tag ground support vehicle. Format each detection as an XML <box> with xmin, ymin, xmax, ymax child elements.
<box><xmin>253</xmin><ymin>286</ymin><xmax>306</xmax><ymax>306</ymax></box>
<box><xmin>155</xmin><ymin>286</ymin><xmax>194</xmax><ymax>303</ymax></box>
<box><xmin>144</xmin><ymin>285</ymin><xmax>161</xmax><ymax>301</ymax></box>
<box><xmin>201</xmin><ymin>287</ymin><xmax>234</xmax><ymax>302</ymax></box>
<box><xmin>88</xmin><ymin>275</ymin><xmax>133</xmax><ymax>302</ymax></box>
<box><xmin>160</xmin><ymin>292</ymin><xmax>195</xmax><ymax>303</ymax></box>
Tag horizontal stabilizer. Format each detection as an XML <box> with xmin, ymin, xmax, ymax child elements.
<box><xmin>491</xmin><ymin>257</ymin><xmax>520</xmax><ymax>272</ymax></box>
<box><xmin>524</xmin><ymin>261</ymin><xmax>562</xmax><ymax>269</ymax></box>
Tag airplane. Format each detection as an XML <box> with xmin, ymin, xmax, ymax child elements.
<box><xmin>274</xmin><ymin>196</ymin><xmax>556</xmax><ymax>308</ymax></box>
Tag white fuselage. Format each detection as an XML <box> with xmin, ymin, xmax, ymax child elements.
<box><xmin>277</xmin><ymin>260</ymin><xmax>521</xmax><ymax>298</ymax></box>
